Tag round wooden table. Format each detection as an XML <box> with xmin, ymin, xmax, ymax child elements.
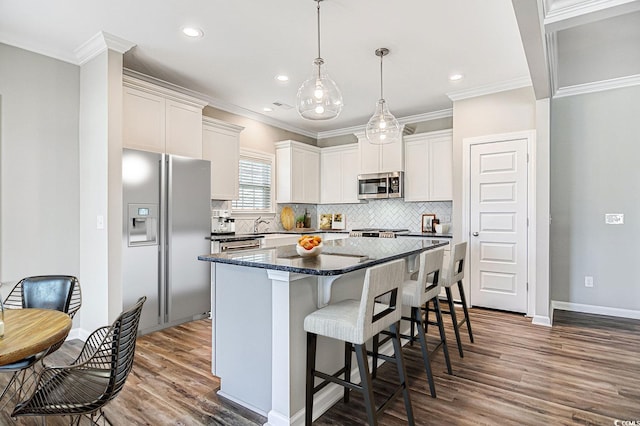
<box><xmin>0</xmin><ymin>309</ymin><xmax>72</xmax><ymax>365</ymax></box>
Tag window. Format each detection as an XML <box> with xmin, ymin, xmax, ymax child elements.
<box><xmin>232</xmin><ymin>149</ymin><xmax>274</xmax><ymax>214</ymax></box>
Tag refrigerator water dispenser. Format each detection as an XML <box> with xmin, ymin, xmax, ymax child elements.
<box><xmin>128</xmin><ymin>203</ymin><xmax>158</xmax><ymax>246</ymax></box>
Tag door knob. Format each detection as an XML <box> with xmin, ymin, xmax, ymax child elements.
<box><xmin>472</xmin><ymin>232</ymin><xmax>479</xmax><ymax>236</ymax></box>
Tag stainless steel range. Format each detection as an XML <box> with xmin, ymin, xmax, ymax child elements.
<box><xmin>348</xmin><ymin>228</ymin><xmax>410</xmax><ymax>238</ymax></box>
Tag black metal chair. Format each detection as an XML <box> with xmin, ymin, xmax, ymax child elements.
<box><xmin>0</xmin><ymin>275</ymin><xmax>82</xmax><ymax>407</ymax></box>
<box><xmin>12</xmin><ymin>296</ymin><xmax>146</xmax><ymax>425</ymax></box>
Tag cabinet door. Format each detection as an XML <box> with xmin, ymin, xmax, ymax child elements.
<box><xmin>428</xmin><ymin>136</ymin><xmax>453</xmax><ymax>200</ymax></box>
<box><xmin>358</xmin><ymin>139</ymin><xmax>380</xmax><ymax>174</ymax></box>
<box><xmin>302</xmin><ymin>149</ymin><xmax>320</xmax><ymax>203</ymax></box>
<box><xmin>341</xmin><ymin>148</ymin><xmax>360</xmax><ymax>203</ymax></box>
<box><xmin>320</xmin><ymin>151</ymin><xmax>342</xmax><ymax>204</ymax></box>
<box><xmin>404</xmin><ymin>138</ymin><xmax>430</xmax><ymax>201</ymax></box>
<box><xmin>123</xmin><ymin>87</ymin><xmax>165</xmax><ymax>153</ymax></box>
<box><xmin>290</xmin><ymin>147</ymin><xmax>306</xmax><ymax>202</ymax></box>
<box><xmin>380</xmin><ymin>139</ymin><xmax>404</xmax><ymax>172</ymax></box>
<box><xmin>202</xmin><ymin>125</ymin><xmax>239</xmax><ymax>200</ymax></box>
<box><xmin>165</xmin><ymin>99</ymin><xmax>203</xmax><ymax>159</ymax></box>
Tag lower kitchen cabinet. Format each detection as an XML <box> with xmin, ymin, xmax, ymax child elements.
<box><xmin>202</xmin><ymin>117</ymin><xmax>244</xmax><ymax>200</ymax></box>
<box><xmin>320</xmin><ymin>144</ymin><xmax>360</xmax><ymax>204</ymax></box>
<box><xmin>404</xmin><ymin>129</ymin><xmax>453</xmax><ymax>201</ymax></box>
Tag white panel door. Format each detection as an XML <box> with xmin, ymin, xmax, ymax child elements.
<box><xmin>470</xmin><ymin>139</ymin><xmax>528</xmax><ymax>313</ymax></box>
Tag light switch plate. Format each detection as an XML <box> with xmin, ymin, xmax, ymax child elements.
<box><xmin>97</xmin><ymin>215</ymin><xmax>105</xmax><ymax>230</ymax></box>
<box><xmin>605</xmin><ymin>213</ymin><xmax>624</xmax><ymax>225</ymax></box>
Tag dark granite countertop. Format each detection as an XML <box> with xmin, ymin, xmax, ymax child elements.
<box><xmin>198</xmin><ymin>238</ymin><xmax>449</xmax><ymax>276</ymax></box>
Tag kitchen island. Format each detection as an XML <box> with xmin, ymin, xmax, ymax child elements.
<box><xmin>198</xmin><ymin>238</ymin><xmax>448</xmax><ymax>426</ymax></box>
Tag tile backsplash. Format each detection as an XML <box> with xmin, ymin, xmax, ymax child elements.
<box><xmin>212</xmin><ymin>199</ymin><xmax>452</xmax><ymax>234</ymax></box>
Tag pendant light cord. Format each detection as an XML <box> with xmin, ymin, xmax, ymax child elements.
<box><xmin>316</xmin><ymin>0</ymin><xmax>321</xmax><ymax>60</ymax></box>
<box><xmin>379</xmin><ymin>53</ymin><xmax>384</xmax><ymax>100</ymax></box>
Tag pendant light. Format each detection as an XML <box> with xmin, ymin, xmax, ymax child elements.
<box><xmin>296</xmin><ymin>0</ymin><xmax>343</xmax><ymax>120</ymax></box>
<box><xmin>365</xmin><ymin>48</ymin><xmax>401</xmax><ymax>145</ymax></box>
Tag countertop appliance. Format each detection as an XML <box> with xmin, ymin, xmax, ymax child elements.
<box><xmin>358</xmin><ymin>171</ymin><xmax>403</xmax><ymax>200</ymax></box>
<box><xmin>212</xmin><ymin>209</ymin><xmax>235</xmax><ymax>234</ymax></box>
<box><xmin>349</xmin><ymin>228</ymin><xmax>410</xmax><ymax>238</ymax></box>
<box><xmin>122</xmin><ymin>148</ymin><xmax>211</xmax><ymax>334</ymax></box>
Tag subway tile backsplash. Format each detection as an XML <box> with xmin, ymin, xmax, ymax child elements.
<box><xmin>213</xmin><ymin>199</ymin><xmax>452</xmax><ymax>234</ymax></box>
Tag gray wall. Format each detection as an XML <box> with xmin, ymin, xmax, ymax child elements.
<box><xmin>0</xmin><ymin>43</ymin><xmax>80</xmax><ymax>284</ymax></box>
<box><xmin>550</xmin><ymin>85</ymin><xmax>640</xmax><ymax>310</ymax></box>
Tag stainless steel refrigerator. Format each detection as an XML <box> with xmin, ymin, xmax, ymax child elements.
<box><xmin>122</xmin><ymin>148</ymin><xmax>211</xmax><ymax>334</ymax></box>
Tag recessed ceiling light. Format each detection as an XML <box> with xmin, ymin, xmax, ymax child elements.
<box><xmin>449</xmin><ymin>73</ymin><xmax>464</xmax><ymax>81</ymax></box>
<box><xmin>275</xmin><ymin>75</ymin><xmax>289</xmax><ymax>82</ymax></box>
<box><xmin>182</xmin><ymin>27</ymin><xmax>204</xmax><ymax>38</ymax></box>
<box><xmin>263</xmin><ymin>107</ymin><xmax>274</xmax><ymax>112</ymax></box>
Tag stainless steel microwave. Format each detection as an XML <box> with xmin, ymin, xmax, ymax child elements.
<box><xmin>357</xmin><ymin>172</ymin><xmax>404</xmax><ymax>200</ymax></box>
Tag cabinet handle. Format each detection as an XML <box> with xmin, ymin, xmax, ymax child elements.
<box><xmin>472</xmin><ymin>232</ymin><xmax>479</xmax><ymax>237</ymax></box>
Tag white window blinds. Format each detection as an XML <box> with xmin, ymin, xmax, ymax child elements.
<box><xmin>232</xmin><ymin>157</ymin><xmax>272</xmax><ymax>212</ymax></box>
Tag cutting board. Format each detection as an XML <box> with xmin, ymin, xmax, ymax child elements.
<box><xmin>280</xmin><ymin>206</ymin><xmax>295</xmax><ymax>230</ymax></box>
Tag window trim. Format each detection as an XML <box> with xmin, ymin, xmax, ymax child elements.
<box><xmin>231</xmin><ymin>148</ymin><xmax>275</xmax><ymax>216</ymax></box>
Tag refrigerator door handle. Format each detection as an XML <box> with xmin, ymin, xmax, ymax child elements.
<box><xmin>159</xmin><ymin>153</ymin><xmax>168</xmax><ymax>324</ymax></box>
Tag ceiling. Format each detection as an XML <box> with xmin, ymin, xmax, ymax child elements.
<box><xmin>1</xmin><ymin>0</ymin><xmax>639</xmax><ymax>138</ymax></box>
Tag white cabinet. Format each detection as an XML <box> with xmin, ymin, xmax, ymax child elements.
<box><xmin>275</xmin><ymin>140</ymin><xmax>320</xmax><ymax>204</ymax></box>
<box><xmin>202</xmin><ymin>117</ymin><xmax>244</xmax><ymax>200</ymax></box>
<box><xmin>320</xmin><ymin>144</ymin><xmax>360</xmax><ymax>204</ymax></box>
<box><xmin>404</xmin><ymin>129</ymin><xmax>453</xmax><ymax>201</ymax></box>
<box><xmin>355</xmin><ymin>131</ymin><xmax>404</xmax><ymax>174</ymax></box>
<box><xmin>123</xmin><ymin>76</ymin><xmax>207</xmax><ymax>158</ymax></box>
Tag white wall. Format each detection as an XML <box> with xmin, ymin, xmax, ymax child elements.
<box><xmin>550</xmin><ymin>85</ymin><xmax>640</xmax><ymax>312</ymax></box>
<box><xmin>0</xmin><ymin>43</ymin><xmax>80</xmax><ymax>290</ymax></box>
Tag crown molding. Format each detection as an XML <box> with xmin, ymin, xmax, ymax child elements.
<box><xmin>446</xmin><ymin>76</ymin><xmax>533</xmax><ymax>101</ymax></box>
<box><xmin>202</xmin><ymin>116</ymin><xmax>245</xmax><ymax>134</ymax></box>
<box><xmin>554</xmin><ymin>73</ymin><xmax>640</xmax><ymax>98</ymax></box>
<box><xmin>75</xmin><ymin>32</ymin><xmax>135</xmax><ymax>66</ymax></box>
<box><xmin>544</xmin><ymin>0</ymin><xmax>640</xmax><ymax>31</ymax></box>
<box><xmin>316</xmin><ymin>108</ymin><xmax>453</xmax><ymax>139</ymax></box>
<box><xmin>123</xmin><ymin>70</ymin><xmax>208</xmax><ymax>108</ymax></box>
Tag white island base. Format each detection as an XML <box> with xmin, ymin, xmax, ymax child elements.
<box><xmin>211</xmin><ymin>262</ymin><xmax>410</xmax><ymax>426</ymax></box>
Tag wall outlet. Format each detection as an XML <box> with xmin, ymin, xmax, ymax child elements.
<box><xmin>605</xmin><ymin>213</ymin><xmax>624</xmax><ymax>224</ymax></box>
<box><xmin>585</xmin><ymin>276</ymin><xmax>594</xmax><ymax>288</ymax></box>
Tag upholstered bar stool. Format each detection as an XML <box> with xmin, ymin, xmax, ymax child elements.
<box><xmin>372</xmin><ymin>249</ymin><xmax>452</xmax><ymax>398</ymax></box>
<box><xmin>304</xmin><ymin>259</ymin><xmax>414</xmax><ymax>426</ymax></box>
<box><xmin>439</xmin><ymin>241</ymin><xmax>474</xmax><ymax>357</ymax></box>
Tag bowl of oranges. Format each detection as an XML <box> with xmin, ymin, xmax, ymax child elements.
<box><xmin>296</xmin><ymin>235</ymin><xmax>323</xmax><ymax>257</ymax></box>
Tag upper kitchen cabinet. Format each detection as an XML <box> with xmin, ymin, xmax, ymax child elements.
<box><xmin>404</xmin><ymin>129</ymin><xmax>453</xmax><ymax>201</ymax></box>
<box><xmin>320</xmin><ymin>144</ymin><xmax>360</xmax><ymax>204</ymax></box>
<box><xmin>275</xmin><ymin>140</ymin><xmax>320</xmax><ymax>204</ymax></box>
<box><xmin>355</xmin><ymin>131</ymin><xmax>404</xmax><ymax>174</ymax></box>
<box><xmin>202</xmin><ymin>117</ymin><xmax>244</xmax><ymax>200</ymax></box>
<box><xmin>123</xmin><ymin>75</ymin><xmax>208</xmax><ymax>159</ymax></box>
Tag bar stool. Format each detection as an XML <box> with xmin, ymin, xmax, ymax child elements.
<box><xmin>439</xmin><ymin>241</ymin><xmax>474</xmax><ymax>357</ymax></box>
<box><xmin>409</xmin><ymin>249</ymin><xmax>453</xmax><ymax>398</ymax></box>
<box><xmin>304</xmin><ymin>259</ymin><xmax>414</xmax><ymax>426</ymax></box>
<box><xmin>371</xmin><ymin>248</ymin><xmax>451</xmax><ymax>398</ymax></box>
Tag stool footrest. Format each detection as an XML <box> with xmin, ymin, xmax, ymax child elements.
<box><xmin>314</xmin><ymin>369</ymin><xmax>361</xmax><ymax>393</ymax></box>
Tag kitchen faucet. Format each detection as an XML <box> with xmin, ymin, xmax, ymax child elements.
<box><xmin>253</xmin><ymin>216</ymin><xmax>270</xmax><ymax>233</ymax></box>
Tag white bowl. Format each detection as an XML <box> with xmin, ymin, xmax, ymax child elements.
<box><xmin>296</xmin><ymin>242</ymin><xmax>323</xmax><ymax>257</ymax></box>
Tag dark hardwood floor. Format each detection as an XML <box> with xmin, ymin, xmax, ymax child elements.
<box><xmin>1</xmin><ymin>308</ymin><xmax>638</xmax><ymax>425</ymax></box>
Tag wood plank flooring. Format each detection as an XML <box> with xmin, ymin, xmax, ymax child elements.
<box><xmin>1</xmin><ymin>308</ymin><xmax>638</xmax><ymax>425</ymax></box>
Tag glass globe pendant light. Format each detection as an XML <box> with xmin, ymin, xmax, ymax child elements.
<box><xmin>296</xmin><ymin>0</ymin><xmax>343</xmax><ymax>120</ymax></box>
<box><xmin>365</xmin><ymin>48</ymin><xmax>401</xmax><ymax>145</ymax></box>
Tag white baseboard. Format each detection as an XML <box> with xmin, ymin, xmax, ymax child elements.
<box><xmin>531</xmin><ymin>315</ymin><xmax>552</xmax><ymax>327</ymax></box>
<box><xmin>551</xmin><ymin>300</ymin><xmax>640</xmax><ymax>320</ymax></box>
<box><xmin>66</xmin><ymin>327</ymin><xmax>90</xmax><ymax>342</ymax></box>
